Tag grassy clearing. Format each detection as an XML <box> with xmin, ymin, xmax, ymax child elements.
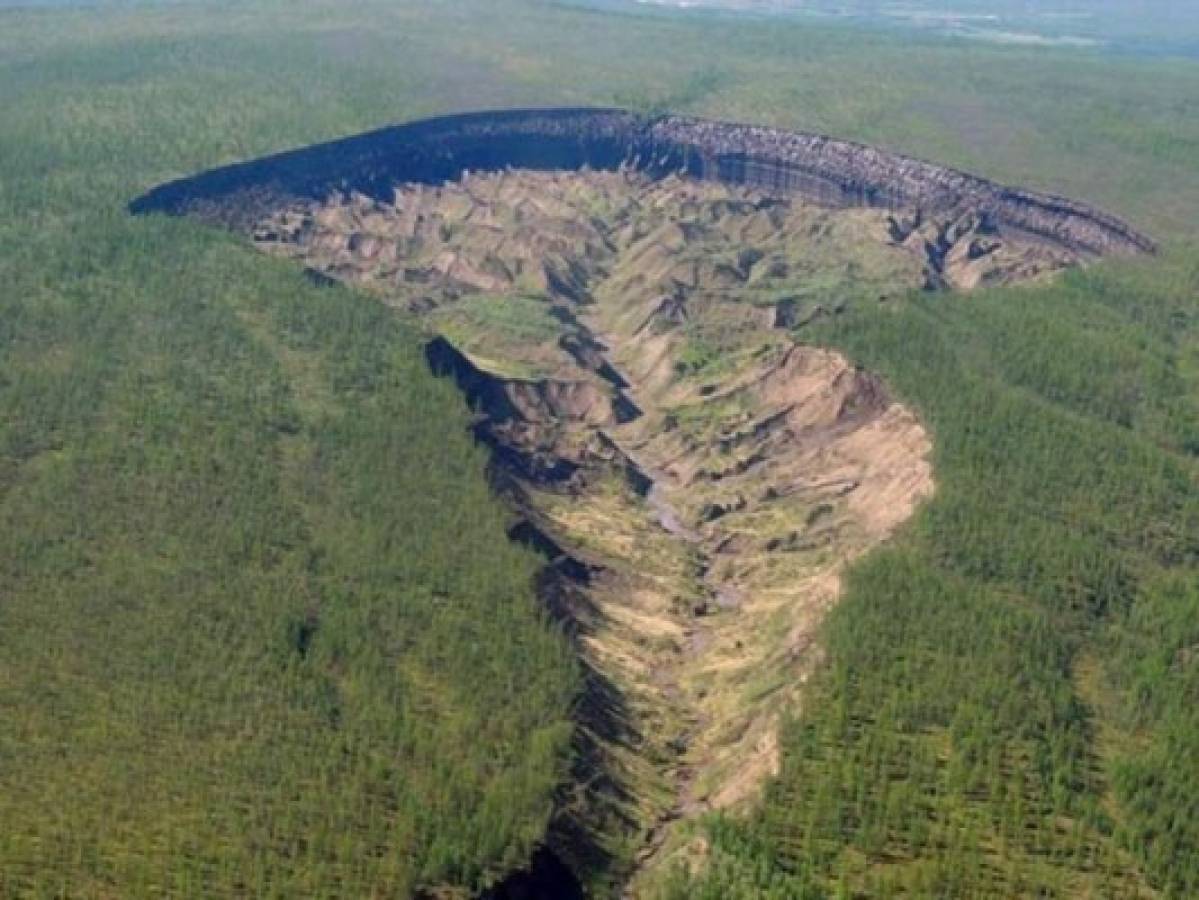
<box><xmin>427</xmin><ymin>294</ymin><xmax>571</xmax><ymax>380</ymax></box>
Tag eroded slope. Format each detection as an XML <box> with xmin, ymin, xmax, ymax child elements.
<box><xmin>250</xmin><ymin>169</ymin><xmax>947</xmax><ymax>890</ymax></box>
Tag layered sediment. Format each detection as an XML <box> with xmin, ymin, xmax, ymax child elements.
<box><xmin>130</xmin><ymin>110</ymin><xmax>1152</xmax><ymax>897</ymax></box>
<box><xmin>131</xmin><ymin>107</ymin><xmax>1154</xmax><ymax>259</ymax></box>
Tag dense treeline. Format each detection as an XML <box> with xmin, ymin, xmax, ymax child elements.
<box><xmin>0</xmin><ymin>214</ymin><xmax>579</xmax><ymax>895</ymax></box>
<box><xmin>665</xmin><ymin>257</ymin><xmax>1199</xmax><ymax>897</ymax></box>
<box><xmin>0</xmin><ymin>31</ymin><xmax>583</xmax><ymax>886</ymax></box>
<box><xmin>4</xmin><ymin>0</ymin><xmax>1199</xmax><ymax>896</ymax></box>
<box><xmin>1104</xmin><ymin>572</ymin><xmax>1199</xmax><ymax>896</ymax></box>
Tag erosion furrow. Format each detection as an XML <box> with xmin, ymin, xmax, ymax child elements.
<box><xmin>130</xmin><ymin>111</ymin><xmax>1152</xmax><ymax>892</ymax></box>
<box><xmin>231</xmin><ymin>167</ymin><xmax>942</xmax><ymax>892</ymax></box>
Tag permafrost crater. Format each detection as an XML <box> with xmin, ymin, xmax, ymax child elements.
<box><xmin>132</xmin><ymin>108</ymin><xmax>1153</xmax><ymax>896</ymax></box>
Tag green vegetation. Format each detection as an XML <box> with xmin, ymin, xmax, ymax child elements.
<box><xmin>664</xmin><ymin>258</ymin><xmax>1199</xmax><ymax>897</ymax></box>
<box><xmin>2</xmin><ymin>0</ymin><xmax>1197</xmax><ymax>895</ymax></box>
<box><xmin>0</xmin><ymin>7</ymin><xmax>584</xmax><ymax>892</ymax></box>
<box><xmin>575</xmin><ymin>0</ymin><xmax>1199</xmax><ymax>61</ymax></box>
<box><xmin>427</xmin><ymin>294</ymin><xmax>569</xmax><ymax>380</ymax></box>
<box><xmin>0</xmin><ymin>217</ymin><xmax>579</xmax><ymax>896</ymax></box>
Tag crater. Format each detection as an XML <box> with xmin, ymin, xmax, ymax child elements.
<box><xmin>131</xmin><ymin>108</ymin><xmax>1152</xmax><ymax>895</ymax></box>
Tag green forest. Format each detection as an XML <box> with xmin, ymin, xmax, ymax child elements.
<box><xmin>2</xmin><ymin>0</ymin><xmax>1197</xmax><ymax>896</ymax></box>
<box><xmin>0</xmin><ymin>195</ymin><xmax>578</xmax><ymax>894</ymax></box>
<box><xmin>664</xmin><ymin>254</ymin><xmax>1199</xmax><ymax>899</ymax></box>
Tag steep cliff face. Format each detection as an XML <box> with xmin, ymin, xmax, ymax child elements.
<box><xmin>131</xmin><ymin>107</ymin><xmax>1153</xmax><ymax>259</ymax></box>
<box><xmin>644</xmin><ymin>117</ymin><xmax>1155</xmax><ymax>256</ymax></box>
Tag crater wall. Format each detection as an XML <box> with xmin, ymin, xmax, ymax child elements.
<box><xmin>131</xmin><ymin>107</ymin><xmax>1154</xmax><ymax>257</ymax></box>
<box><xmin>126</xmin><ymin>112</ymin><xmax>1154</xmax><ymax>895</ymax></box>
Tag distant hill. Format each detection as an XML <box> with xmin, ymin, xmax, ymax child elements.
<box><xmin>572</xmin><ymin>0</ymin><xmax>1199</xmax><ymax>57</ymax></box>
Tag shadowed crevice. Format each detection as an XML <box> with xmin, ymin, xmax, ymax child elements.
<box><xmin>131</xmin><ymin>107</ymin><xmax>1154</xmax><ymax>260</ymax></box>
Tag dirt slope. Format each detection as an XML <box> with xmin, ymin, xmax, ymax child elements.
<box><xmin>251</xmin><ymin>168</ymin><xmax>1007</xmax><ymax>892</ymax></box>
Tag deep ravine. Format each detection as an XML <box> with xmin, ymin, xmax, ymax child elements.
<box><xmin>126</xmin><ymin>112</ymin><xmax>1154</xmax><ymax>888</ymax></box>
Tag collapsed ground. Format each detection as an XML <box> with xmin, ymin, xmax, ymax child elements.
<box><xmin>6</xmin><ymin>4</ymin><xmax>1193</xmax><ymax>895</ymax></box>
<box><xmin>251</xmin><ymin>167</ymin><xmax>1102</xmax><ymax>891</ymax></box>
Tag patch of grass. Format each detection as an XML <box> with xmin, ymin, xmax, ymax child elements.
<box><xmin>427</xmin><ymin>293</ymin><xmax>571</xmax><ymax>379</ymax></box>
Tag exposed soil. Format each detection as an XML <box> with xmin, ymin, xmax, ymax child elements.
<box><xmin>128</xmin><ymin>105</ymin><xmax>1157</xmax><ymax>898</ymax></box>
<box><xmin>132</xmin><ymin>108</ymin><xmax>1154</xmax><ymax>261</ymax></box>
<box><xmin>248</xmin><ymin>168</ymin><xmax>948</xmax><ymax>893</ymax></box>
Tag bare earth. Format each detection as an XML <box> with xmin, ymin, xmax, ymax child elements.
<box><xmin>250</xmin><ymin>167</ymin><xmax>1078</xmax><ymax>890</ymax></box>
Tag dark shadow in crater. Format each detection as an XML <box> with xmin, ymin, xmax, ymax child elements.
<box><xmin>131</xmin><ymin>106</ymin><xmax>1153</xmax><ymax>257</ymax></box>
<box><xmin>479</xmin><ymin>847</ymin><xmax>585</xmax><ymax>900</ymax></box>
